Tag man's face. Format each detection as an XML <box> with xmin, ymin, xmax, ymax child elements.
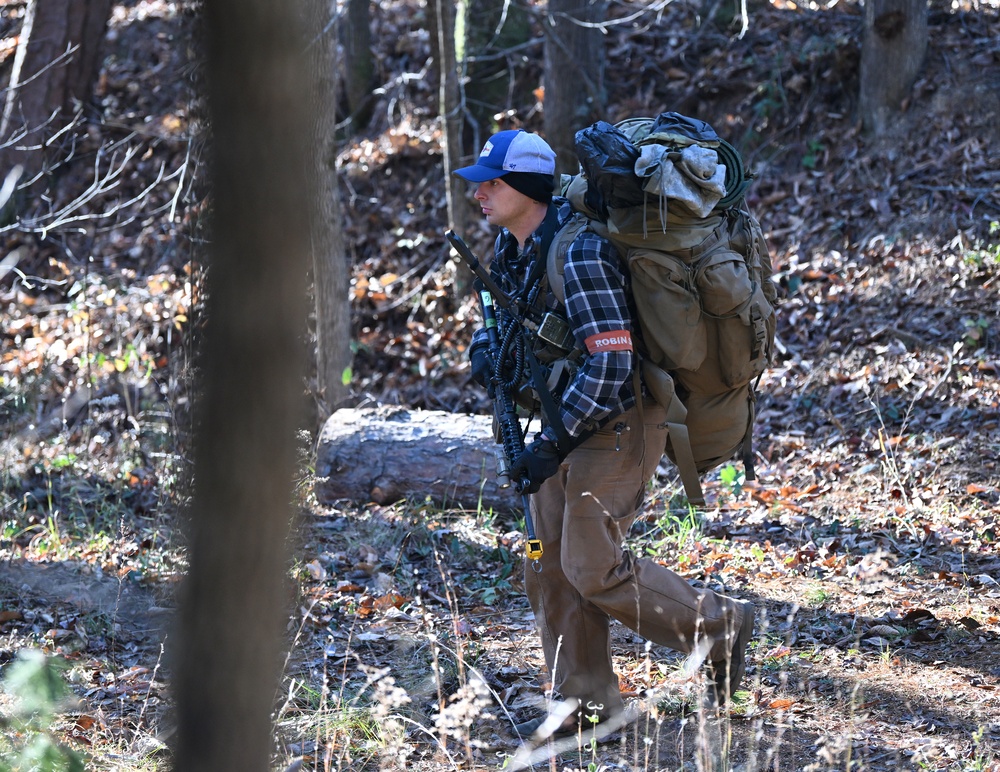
<box><xmin>474</xmin><ymin>178</ymin><xmax>530</xmax><ymax>230</ymax></box>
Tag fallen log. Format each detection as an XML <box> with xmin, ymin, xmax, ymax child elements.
<box><xmin>315</xmin><ymin>406</ymin><xmax>521</xmax><ymax>514</ymax></box>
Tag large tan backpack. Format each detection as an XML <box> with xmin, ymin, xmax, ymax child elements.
<box><xmin>548</xmin><ymin>113</ymin><xmax>778</xmax><ymax>505</ymax></box>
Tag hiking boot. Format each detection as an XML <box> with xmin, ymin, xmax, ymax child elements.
<box><xmin>512</xmin><ymin>706</ymin><xmax>632</xmax><ymax>743</ymax></box>
<box><xmin>512</xmin><ymin>713</ymin><xmax>574</xmax><ymax>740</ymax></box>
<box><xmin>706</xmin><ymin>600</ymin><xmax>755</xmax><ymax>708</ymax></box>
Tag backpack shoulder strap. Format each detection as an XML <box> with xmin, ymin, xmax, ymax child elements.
<box><xmin>546</xmin><ymin>211</ymin><xmax>599</xmax><ymax>305</ymax></box>
<box><xmin>520</xmin><ymin>203</ymin><xmax>562</xmax><ymax>302</ymax></box>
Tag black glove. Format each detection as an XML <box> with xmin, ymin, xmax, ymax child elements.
<box><xmin>512</xmin><ymin>435</ymin><xmax>561</xmax><ymax>494</ymax></box>
<box><xmin>469</xmin><ymin>339</ymin><xmax>492</xmax><ymax>390</ymax></box>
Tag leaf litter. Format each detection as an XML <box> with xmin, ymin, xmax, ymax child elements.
<box><xmin>1</xmin><ymin>0</ymin><xmax>1000</xmax><ymax>769</ymax></box>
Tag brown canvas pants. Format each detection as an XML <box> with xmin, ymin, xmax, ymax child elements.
<box><xmin>524</xmin><ymin>401</ymin><xmax>747</xmax><ymax>719</ymax></box>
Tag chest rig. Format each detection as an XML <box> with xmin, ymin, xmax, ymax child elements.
<box><xmin>492</xmin><ymin>208</ymin><xmax>584</xmax><ymax>415</ymax></box>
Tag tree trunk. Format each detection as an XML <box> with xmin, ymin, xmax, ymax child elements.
<box><xmin>459</xmin><ymin>0</ymin><xmax>531</xmax><ymax>140</ymax></box>
<box><xmin>310</xmin><ymin>0</ymin><xmax>353</xmax><ymax>418</ymax></box>
<box><xmin>859</xmin><ymin>0</ymin><xmax>928</xmax><ymax>137</ymax></box>
<box><xmin>543</xmin><ymin>0</ymin><xmax>607</xmax><ymax>176</ymax></box>
<box><xmin>170</xmin><ymin>0</ymin><xmax>314</xmax><ymax>770</ymax></box>
<box><xmin>0</xmin><ymin>0</ymin><xmax>114</xmax><ymax>203</ymax></box>
<box><xmin>434</xmin><ymin>0</ymin><xmax>474</xmax><ymax>299</ymax></box>
<box><xmin>316</xmin><ymin>407</ymin><xmax>519</xmax><ymax>515</ymax></box>
<box><xmin>340</xmin><ymin>0</ymin><xmax>374</xmax><ymax>132</ymax></box>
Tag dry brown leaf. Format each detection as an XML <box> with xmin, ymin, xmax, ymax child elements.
<box><xmin>373</xmin><ymin>592</ymin><xmax>406</xmax><ymax>611</ymax></box>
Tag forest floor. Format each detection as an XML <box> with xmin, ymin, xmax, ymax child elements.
<box><xmin>1</xmin><ymin>0</ymin><xmax>1000</xmax><ymax>770</ymax></box>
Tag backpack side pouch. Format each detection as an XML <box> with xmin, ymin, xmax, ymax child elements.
<box><xmin>693</xmin><ymin>244</ymin><xmax>761</xmax><ymax>388</ymax></box>
<box><xmin>627</xmin><ymin>247</ymin><xmax>707</xmax><ymax>372</ymax></box>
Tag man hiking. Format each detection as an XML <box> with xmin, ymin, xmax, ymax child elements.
<box><xmin>453</xmin><ymin>128</ymin><xmax>755</xmax><ymax>741</ymax></box>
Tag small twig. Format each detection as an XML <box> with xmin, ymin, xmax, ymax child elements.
<box><xmin>927</xmin><ymin>345</ymin><xmax>957</xmax><ymax>400</ymax></box>
<box><xmin>0</xmin><ymin>164</ymin><xmax>21</xmax><ymax>209</ymax></box>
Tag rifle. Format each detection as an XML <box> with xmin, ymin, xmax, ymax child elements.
<box><xmin>445</xmin><ymin>229</ymin><xmax>544</xmax><ymax>563</ymax></box>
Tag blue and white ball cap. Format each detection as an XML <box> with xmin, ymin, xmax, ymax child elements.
<box><xmin>454</xmin><ymin>130</ymin><xmax>556</xmax><ymax>182</ymax></box>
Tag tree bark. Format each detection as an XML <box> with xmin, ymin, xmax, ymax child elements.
<box><xmin>434</xmin><ymin>0</ymin><xmax>474</xmax><ymax>299</ymax></box>
<box><xmin>0</xmin><ymin>0</ymin><xmax>114</xmax><ymax>202</ymax></box>
<box><xmin>309</xmin><ymin>0</ymin><xmax>353</xmax><ymax>418</ymax></box>
<box><xmin>170</xmin><ymin>0</ymin><xmax>314</xmax><ymax>770</ymax></box>
<box><xmin>543</xmin><ymin>0</ymin><xmax>607</xmax><ymax>176</ymax></box>
<box><xmin>859</xmin><ymin>0</ymin><xmax>928</xmax><ymax>137</ymax></box>
<box><xmin>316</xmin><ymin>407</ymin><xmax>519</xmax><ymax>515</ymax></box>
<box><xmin>340</xmin><ymin>0</ymin><xmax>374</xmax><ymax>132</ymax></box>
<box><xmin>460</xmin><ymin>0</ymin><xmax>531</xmax><ymax>140</ymax></box>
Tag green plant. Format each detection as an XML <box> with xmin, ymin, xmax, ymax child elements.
<box><xmin>643</xmin><ymin>507</ymin><xmax>704</xmax><ymax>554</ymax></box>
<box><xmin>802</xmin><ymin>139</ymin><xmax>825</xmax><ymax>169</ymax></box>
<box><xmin>0</xmin><ymin>649</ymin><xmax>86</xmax><ymax>772</ymax></box>
<box><xmin>75</xmin><ymin>345</ymin><xmax>154</xmax><ymax>384</ymax></box>
<box><xmin>962</xmin><ymin>221</ymin><xmax>1000</xmax><ymax>269</ymax></box>
<box><xmin>580</xmin><ymin>704</ymin><xmax>602</xmax><ymax>770</ymax></box>
<box><xmin>965</xmin><ymin>725</ymin><xmax>996</xmax><ymax>771</ymax></box>
<box><xmin>471</xmin><ymin>577</ymin><xmax>511</xmax><ymax>605</ymax></box>
<box><xmin>804</xmin><ymin>585</ymin><xmax>830</xmax><ymax>607</ymax></box>
<box><xmin>719</xmin><ymin>463</ymin><xmax>745</xmax><ymax>499</ymax></box>
<box><xmin>49</xmin><ymin>454</ymin><xmax>77</xmax><ymax>471</ymax></box>
<box><xmin>963</xmin><ymin>316</ymin><xmax>990</xmax><ymax>349</ymax></box>
<box><xmin>30</xmin><ymin>515</ymin><xmax>66</xmax><ymax>558</ymax></box>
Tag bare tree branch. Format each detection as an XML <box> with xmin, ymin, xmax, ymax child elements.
<box><xmin>0</xmin><ymin>166</ymin><xmax>21</xmax><ymax>210</ymax></box>
<box><xmin>1</xmin><ymin>43</ymin><xmax>80</xmax><ymax>138</ymax></box>
<box><xmin>1</xmin><ymin>131</ymin><xmax>188</xmax><ymax>240</ymax></box>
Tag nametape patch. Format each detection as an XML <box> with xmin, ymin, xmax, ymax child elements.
<box><xmin>585</xmin><ymin>330</ymin><xmax>632</xmax><ymax>354</ymax></box>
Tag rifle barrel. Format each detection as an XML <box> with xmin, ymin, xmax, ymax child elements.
<box><xmin>446</xmin><ymin>228</ymin><xmax>543</xmax><ymax>561</ymax></box>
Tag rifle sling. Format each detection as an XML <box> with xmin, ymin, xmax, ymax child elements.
<box><xmin>523</xmin><ymin>340</ymin><xmax>573</xmax><ymax>456</ymax></box>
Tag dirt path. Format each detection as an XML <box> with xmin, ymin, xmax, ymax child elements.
<box><xmin>2</xmin><ymin>559</ymin><xmax>172</xmax><ymax>637</ymax></box>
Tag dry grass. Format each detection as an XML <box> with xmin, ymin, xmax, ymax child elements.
<box><xmin>270</xmin><ymin>481</ymin><xmax>1000</xmax><ymax>771</ymax></box>
<box><xmin>2</xmin><ymin>0</ymin><xmax>1000</xmax><ymax>769</ymax></box>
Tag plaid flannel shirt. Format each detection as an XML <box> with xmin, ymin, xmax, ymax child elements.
<box><xmin>480</xmin><ymin>199</ymin><xmax>639</xmax><ymax>440</ymax></box>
